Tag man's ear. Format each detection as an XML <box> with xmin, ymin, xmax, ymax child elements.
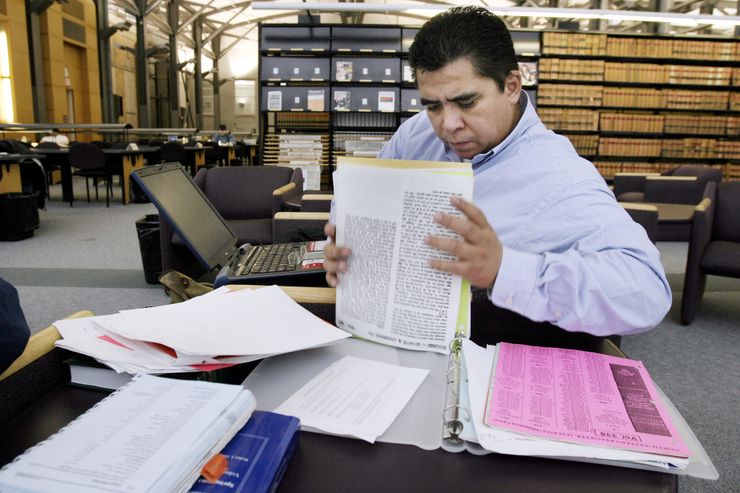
<box><xmin>504</xmin><ymin>70</ymin><xmax>522</xmax><ymax>103</ymax></box>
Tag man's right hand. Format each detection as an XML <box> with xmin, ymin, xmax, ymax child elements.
<box><xmin>323</xmin><ymin>223</ymin><xmax>351</xmax><ymax>287</ymax></box>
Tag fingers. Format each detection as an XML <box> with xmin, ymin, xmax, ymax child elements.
<box><xmin>450</xmin><ymin>196</ymin><xmax>490</xmax><ymax>229</ymax></box>
<box><xmin>432</xmin><ymin>197</ymin><xmax>490</xmax><ymax>242</ymax></box>
<box><xmin>323</xmin><ymin>237</ymin><xmax>351</xmax><ymax>288</ymax></box>
<box><xmin>426</xmin><ymin>196</ymin><xmax>503</xmax><ymax>289</ymax></box>
<box><xmin>425</xmin><ymin>235</ymin><xmax>466</xmax><ymax>258</ymax></box>
<box><xmin>324</xmin><ymin>222</ymin><xmax>336</xmax><ymax>243</ymax></box>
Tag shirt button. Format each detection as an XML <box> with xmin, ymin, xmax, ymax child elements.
<box><xmin>555</xmin><ymin>310</ymin><xmax>562</xmax><ymax>319</ymax></box>
<box><xmin>505</xmin><ymin>296</ymin><xmax>513</xmax><ymax>306</ymax></box>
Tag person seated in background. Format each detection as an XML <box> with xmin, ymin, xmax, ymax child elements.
<box><xmin>212</xmin><ymin>124</ymin><xmax>236</xmax><ymax>146</ymax></box>
<box><xmin>323</xmin><ymin>6</ymin><xmax>671</xmax><ymax>340</ymax></box>
<box><xmin>39</xmin><ymin>128</ymin><xmax>69</xmax><ymax>147</ymax></box>
<box><xmin>0</xmin><ymin>277</ymin><xmax>31</xmax><ymax>374</ymax></box>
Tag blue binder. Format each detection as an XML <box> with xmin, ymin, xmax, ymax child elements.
<box><xmin>189</xmin><ymin>411</ymin><xmax>300</xmax><ymax>493</ymax></box>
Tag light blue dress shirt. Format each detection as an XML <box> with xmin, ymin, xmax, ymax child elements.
<box><xmin>212</xmin><ymin>132</ymin><xmax>236</xmax><ymax>145</ymax></box>
<box><xmin>379</xmin><ymin>93</ymin><xmax>671</xmax><ymax>336</ymax></box>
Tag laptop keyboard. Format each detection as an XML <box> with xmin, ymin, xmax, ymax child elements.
<box><xmin>237</xmin><ymin>243</ymin><xmax>300</xmax><ymax>275</ymax></box>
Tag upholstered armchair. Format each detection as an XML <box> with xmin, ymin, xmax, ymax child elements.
<box><xmin>613</xmin><ymin>165</ymin><xmax>722</xmax><ymax>204</ymax></box>
<box><xmin>159</xmin><ymin>165</ymin><xmax>304</xmax><ymax>278</ymax></box>
<box><xmin>681</xmin><ymin>181</ymin><xmax>740</xmax><ymax>325</ymax></box>
<box><xmin>621</xmin><ymin>203</ymin><xmax>659</xmax><ymax>244</ymax></box>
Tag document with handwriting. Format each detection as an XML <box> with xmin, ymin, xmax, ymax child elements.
<box><xmin>333</xmin><ymin>157</ymin><xmax>473</xmax><ymax>354</ymax></box>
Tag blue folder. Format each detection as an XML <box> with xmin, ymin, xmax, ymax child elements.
<box><xmin>189</xmin><ymin>411</ymin><xmax>300</xmax><ymax>493</ymax></box>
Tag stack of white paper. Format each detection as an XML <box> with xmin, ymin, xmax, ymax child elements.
<box><xmin>54</xmin><ymin>285</ymin><xmax>350</xmax><ymax>375</ymax></box>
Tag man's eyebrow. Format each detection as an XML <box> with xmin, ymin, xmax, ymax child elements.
<box><xmin>420</xmin><ymin>92</ymin><xmax>479</xmax><ymax>106</ymax></box>
<box><xmin>449</xmin><ymin>92</ymin><xmax>479</xmax><ymax>102</ymax></box>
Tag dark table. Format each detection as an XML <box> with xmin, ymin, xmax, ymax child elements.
<box><xmin>0</xmin><ymin>341</ymin><xmax>677</xmax><ymax>493</ymax></box>
<box><xmin>32</xmin><ymin>146</ymin><xmax>159</xmax><ymax>205</ymax></box>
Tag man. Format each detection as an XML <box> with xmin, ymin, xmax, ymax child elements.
<box><xmin>324</xmin><ymin>6</ymin><xmax>671</xmax><ymax>338</ymax></box>
<box><xmin>39</xmin><ymin>128</ymin><xmax>69</xmax><ymax>147</ymax></box>
<box><xmin>0</xmin><ymin>277</ymin><xmax>30</xmax><ymax>374</ymax></box>
<box><xmin>212</xmin><ymin>124</ymin><xmax>236</xmax><ymax>145</ymax></box>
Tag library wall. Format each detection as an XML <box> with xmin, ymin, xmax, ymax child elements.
<box><xmin>38</xmin><ymin>0</ymin><xmax>101</xmax><ymax>133</ymax></box>
<box><xmin>110</xmin><ymin>30</ymin><xmax>138</xmax><ymax>125</ymax></box>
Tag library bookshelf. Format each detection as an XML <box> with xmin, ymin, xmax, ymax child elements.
<box><xmin>537</xmin><ymin>32</ymin><xmax>739</xmax><ymax>181</ymax></box>
<box><xmin>258</xmin><ymin>26</ymin><xmax>739</xmax><ymax>188</ymax></box>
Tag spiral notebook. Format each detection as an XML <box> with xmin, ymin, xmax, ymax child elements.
<box><xmin>0</xmin><ymin>375</ymin><xmax>257</xmax><ymax>493</ymax></box>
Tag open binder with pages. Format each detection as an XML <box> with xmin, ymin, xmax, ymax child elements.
<box><xmin>245</xmin><ymin>157</ymin><xmax>717</xmax><ymax>480</ymax></box>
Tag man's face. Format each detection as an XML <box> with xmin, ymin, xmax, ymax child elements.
<box><xmin>417</xmin><ymin>57</ymin><xmax>521</xmax><ymax>160</ymax></box>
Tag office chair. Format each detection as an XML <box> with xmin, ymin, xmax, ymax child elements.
<box><xmin>158</xmin><ymin>142</ymin><xmax>187</xmax><ymax>165</ymax></box>
<box><xmin>68</xmin><ymin>143</ymin><xmax>119</xmax><ymax>207</ymax></box>
<box><xmin>621</xmin><ymin>203</ymin><xmax>659</xmax><ymax>244</ymax></box>
<box><xmin>681</xmin><ymin>181</ymin><xmax>740</xmax><ymax>325</ymax></box>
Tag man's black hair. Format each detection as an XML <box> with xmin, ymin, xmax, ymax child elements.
<box><xmin>408</xmin><ymin>6</ymin><xmax>518</xmax><ymax>92</ymax></box>
<box><xmin>218</xmin><ymin>124</ymin><xmax>227</xmax><ymax>131</ymax></box>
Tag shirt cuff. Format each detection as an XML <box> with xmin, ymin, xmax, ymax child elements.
<box><xmin>489</xmin><ymin>247</ymin><xmax>539</xmax><ymax>316</ymax></box>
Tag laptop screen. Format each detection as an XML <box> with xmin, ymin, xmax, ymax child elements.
<box><xmin>132</xmin><ymin>163</ymin><xmax>237</xmax><ymax>271</ymax></box>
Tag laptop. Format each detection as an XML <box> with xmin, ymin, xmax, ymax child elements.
<box><xmin>131</xmin><ymin>163</ymin><xmax>326</xmax><ymax>288</ymax></box>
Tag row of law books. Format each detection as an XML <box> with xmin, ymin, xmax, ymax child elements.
<box><xmin>540</xmin><ymin>84</ymin><xmax>733</xmax><ymax>110</ymax></box>
<box><xmin>541</xmin><ymin>110</ymin><xmax>738</xmax><ymax>135</ymax></box>
<box><xmin>543</xmin><ymin>32</ymin><xmax>737</xmax><ymax>61</ymax></box>
<box><xmin>597</xmin><ymin>137</ymin><xmax>740</xmax><ymax>159</ymax></box>
<box><xmin>541</xmin><ymin>59</ymin><xmax>733</xmax><ymax>86</ymax></box>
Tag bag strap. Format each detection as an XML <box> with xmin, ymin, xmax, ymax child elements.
<box><xmin>158</xmin><ymin>270</ymin><xmax>213</xmax><ymax>303</ymax></box>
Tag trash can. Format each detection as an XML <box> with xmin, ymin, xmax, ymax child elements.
<box><xmin>135</xmin><ymin>214</ymin><xmax>162</xmax><ymax>284</ymax></box>
<box><xmin>0</xmin><ymin>192</ymin><xmax>40</xmax><ymax>241</ymax></box>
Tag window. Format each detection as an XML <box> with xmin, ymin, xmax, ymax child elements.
<box><xmin>234</xmin><ymin>80</ymin><xmax>255</xmax><ymax>116</ymax></box>
<box><xmin>0</xmin><ymin>24</ymin><xmax>14</xmax><ymax>123</ymax></box>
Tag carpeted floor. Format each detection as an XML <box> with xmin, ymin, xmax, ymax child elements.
<box><xmin>0</xmin><ymin>181</ymin><xmax>738</xmax><ymax>492</ymax></box>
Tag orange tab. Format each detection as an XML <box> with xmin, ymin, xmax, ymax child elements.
<box><xmin>201</xmin><ymin>453</ymin><xmax>229</xmax><ymax>483</ymax></box>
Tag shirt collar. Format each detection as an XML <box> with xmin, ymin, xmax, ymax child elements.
<box><xmin>465</xmin><ymin>91</ymin><xmax>535</xmax><ymax>170</ymax></box>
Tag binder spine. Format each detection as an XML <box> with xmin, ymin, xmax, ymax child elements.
<box><xmin>441</xmin><ymin>337</ymin><xmax>470</xmax><ymax>449</ymax></box>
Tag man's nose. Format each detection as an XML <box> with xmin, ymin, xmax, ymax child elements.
<box><xmin>441</xmin><ymin>108</ymin><xmax>464</xmax><ymax>133</ymax></box>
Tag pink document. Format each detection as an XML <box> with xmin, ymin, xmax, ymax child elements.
<box><xmin>484</xmin><ymin>343</ymin><xmax>689</xmax><ymax>458</ymax></box>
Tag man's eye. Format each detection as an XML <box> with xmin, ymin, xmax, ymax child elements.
<box><xmin>425</xmin><ymin>103</ymin><xmax>442</xmax><ymax>113</ymax></box>
<box><xmin>458</xmin><ymin>99</ymin><xmax>476</xmax><ymax>109</ymax></box>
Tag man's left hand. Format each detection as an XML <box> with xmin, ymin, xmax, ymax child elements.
<box><xmin>425</xmin><ymin>196</ymin><xmax>503</xmax><ymax>289</ymax></box>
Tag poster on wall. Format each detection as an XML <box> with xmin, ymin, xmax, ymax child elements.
<box><xmin>267</xmin><ymin>90</ymin><xmax>283</xmax><ymax>111</ymax></box>
<box><xmin>378</xmin><ymin>91</ymin><xmax>396</xmax><ymax>112</ymax></box>
<box><xmin>336</xmin><ymin>61</ymin><xmax>353</xmax><ymax>81</ymax></box>
<box><xmin>307</xmin><ymin>90</ymin><xmax>325</xmax><ymax>111</ymax></box>
<box><xmin>334</xmin><ymin>91</ymin><xmax>351</xmax><ymax>111</ymax></box>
